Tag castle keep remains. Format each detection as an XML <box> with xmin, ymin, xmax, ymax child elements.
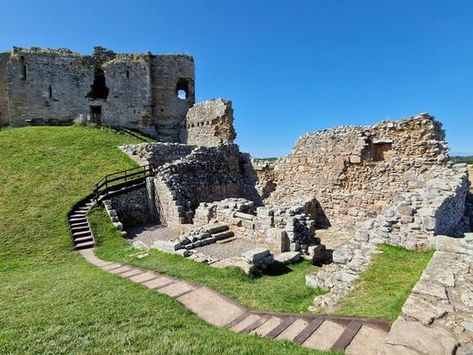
<box><xmin>0</xmin><ymin>46</ymin><xmax>197</xmax><ymax>142</ymax></box>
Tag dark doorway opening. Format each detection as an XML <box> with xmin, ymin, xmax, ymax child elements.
<box><xmin>87</xmin><ymin>68</ymin><xmax>109</xmax><ymax>99</ymax></box>
<box><xmin>90</xmin><ymin>105</ymin><xmax>102</xmax><ymax>125</ymax></box>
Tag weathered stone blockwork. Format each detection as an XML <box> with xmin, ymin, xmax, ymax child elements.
<box><xmin>152</xmin><ymin>144</ymin><xmax>260</xmax><ymax>225</ymax></box>
<box><xmin>184</xmin><ymin>99</ymin><xmax>236</xmax><ymax>146</ymax></box>
<box><xmin>0</xmin><ymin>46</ymin><xmax>195</xmax><ymax>141</ymax></box>
<box><xmin>266</xmin><ymin>114</ymin><xmax>448</xmax><ymax>227</ymax></box>
<box><xmin>0</xmin><ymin>52</ymin><xmax>10</xmax><ymax>126</ymax></box>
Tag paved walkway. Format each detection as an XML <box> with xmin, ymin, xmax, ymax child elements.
<box><xmin>80</xmin><ymin>248</ymin><xmax>390</xmax><ymax>354</ymax></box>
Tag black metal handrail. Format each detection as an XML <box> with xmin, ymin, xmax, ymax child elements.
<box><xmin>93</xmin><ymin>164</ymin><xmax>154</xmax><ymax>201</ymax></box>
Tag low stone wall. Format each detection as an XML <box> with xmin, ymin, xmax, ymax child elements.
<box><xmin>306</xmin><ymin>163</ymin><xmax>470</xmax><ymax>311</ymax></box>
<box><xmin>194</xmin><ymin>197</ymin><xmax>323</xmax><ymax>255</ymax></box>
<box><xmin>380</xmin><ymin>235</ymin><xmax>473</xmax><ymax>355</ymax></box>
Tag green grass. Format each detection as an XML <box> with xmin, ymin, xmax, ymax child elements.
<box><xmin>0</xmin><ymin>126</ymin><xmax>331</xmax><ymax>354</ymax></box>
<box><xmin>334</xmin><ymin>245</ymin><xmax>433</xmax><ymax>321</ymax></box>
<box><xmin>90</xmin><ymin>207</ymin><xmax>324</xmax><ymax>313</ymax></box>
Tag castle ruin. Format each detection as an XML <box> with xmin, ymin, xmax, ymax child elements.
<box><xmin>3</xmin><ymin>46</ymin><xmax>473</xmax><ymax>353</ymax></box>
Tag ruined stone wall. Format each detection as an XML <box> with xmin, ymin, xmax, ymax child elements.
<box><xmin>0</xmin><ymin>52</ymin><xmax>10</xmax><ymax>126</ymax></box>
<box><xmin>1</xmin><ymin>47</ymin><xmax>195</xmax><ymax>141</ymax></box>
<box><xmin>102</xmin><ymin>56</ymin><xmax>154</xmax><ymax>135</ymax></box>
<box><xmin>153</xmin><ymin>144</ymin><xmax>260</xmax><ymax>225</ymax></box>
<box><xmin>109</xmin><ymin>186</ymin><xmax>156</xmax><ymax>226</ymax></box>
<box><xmin>266</xmin><ymin>114</ymin><xmax>449</xmax><ymax>227</ymax></box>
<box><xmin>7</xmin><ymin>48</ymin><xmax>94</xmax><ymax>126</ymax></box>
<box><xmin>120</xmin><ymin>142</ymin><xmax>194</xmax><ymax>167</ymax></box>
<box><xmin>151</xmin><ymin>55</ymin><xmax>195</xmax><ymax>143</ymax></box>
<box><xmin>194</xmin><ymin>197</ymin><xmax>320</xmax><ymax>253</ymax></box>
<box><xmin>184</xmin><ymin>98</ymin><xmax>236</xmax><ymax>146</ymax></box>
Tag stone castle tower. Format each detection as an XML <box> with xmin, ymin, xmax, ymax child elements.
<box><xmin>0</xmin><ymin>46</ymin><xmax>196</xmax><ymax>142</ymax></box>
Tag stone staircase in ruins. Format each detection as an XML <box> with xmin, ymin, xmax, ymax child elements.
<box><xmin>68</xmin><ymin>166</ymin><xmax>391</xmax><ymax>353</ymax></box>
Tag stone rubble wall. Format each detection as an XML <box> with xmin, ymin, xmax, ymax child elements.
<box><xmin>1</xmin><ymin>47</ymin><xmax>195</xmax><ymax>141</ymax></box>
<box><xmin>152</xmin><ymin>144</ymin><xmax>260</xmax><ymax>225</ymax></box>
<box><xmin>0</xmin><ymin>52</ymin><xmax>10</xmax><ymax>126</ymax></box>
<box><xmin>151</xmin><ymin>55</ymin><xmax>195</xmax><ymax>143</ymax></box>
<box><xmin>306</xmin><ymin>163</ymin><xmax>470</xmax><ymax>311</ymax></box>
<box><xmin>108</xmin><ymin>186</ymin><xmax>157</xmax><ymax>227</ymax></box>
<box><xmin>120</xmin><ymin>142</ymin><xmax>194</xmax><ymax>167</ymax></box>
<box><xmin>102</xmin><ymin>56</ymin><xmax>154</xmax><ymax>135</ymax></box>
<box><xmin>184</xmin><ymin>98</ymin><xmax>236</xmax><ymax>146</ymax></box>
<box><xmin>6</xmin><ymin>47</ymin><xmax>95</xmax><ymax>127</ymax></box>
<box><xmin>266</xmin><ymin>114</ymin><xmax>449</xmax><ymax>228</ymax></box>
<box><xmin>194</xmin><ymin>197</ymin><xmax>322</xmax><ymax>254</ymax></box>
<box><xmin>380</xmin><ymin>234</ymin><xmax>473</xmax><ymax>355</ymax></box>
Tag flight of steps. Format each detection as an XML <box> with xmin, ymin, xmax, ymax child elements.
<box><xmin>68</xmin><ymin>198</ymin><xmax>96</xmax><ymax>250</ymax></box>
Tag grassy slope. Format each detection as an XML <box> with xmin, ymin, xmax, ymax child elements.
<box><xmin>90</xmin><ymin>207</ymin><xmax>323</xmax><ymax>313</ymax></box>
<box><xmin>0</xmin><ymin>126</ymin><xmax>327</xmax><ymax>354</ymax></box>
<box><xmin>334</xmin><ymin>245</ymin><xmax>433</xmax><ymax>321</ymax></box>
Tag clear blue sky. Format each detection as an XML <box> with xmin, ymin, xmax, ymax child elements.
<box><xmin>1</xmin><ymin>0</ymin><xmax>472</xmax><ymax>157</ymax></box>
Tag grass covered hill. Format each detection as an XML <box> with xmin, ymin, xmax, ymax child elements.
<box><xmin>0</xmin><ymin>126</ymin><xmax>324</xmax><ymax>354</ymax></box>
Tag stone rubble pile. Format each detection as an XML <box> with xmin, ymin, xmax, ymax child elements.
<box><xmin>193</xmin><ymin>197</ymin><xmax>328</xmax><ymax>260</ymax></box>
<box><xmin>151</xmin><ymin>222</ymin><xmax>234</xmax><ymax>253</ymax></box>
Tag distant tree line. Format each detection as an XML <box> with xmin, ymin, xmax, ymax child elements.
<box><xmin>451</xmin><ymin>156</ymin><xmax>473</xmax><ymax>164</ymax></box>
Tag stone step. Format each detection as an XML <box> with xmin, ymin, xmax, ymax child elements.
<box><xmin>74</xmin><ymin>240</ymin><xmax>95</xmax><ymax>249</ymax></box>
<box><xmin>73</xmin><ymin>235</ymin><xmax>94</xmax><ymax>243</ymax></box>
<box><xmin>70</xmin><ymin>220</ymin><xmax>88</xmax><ymax>227</ymax></box>
<box><xmin>213</xmin><ymin>230</ymin><xmax>234</xmax><ymax>241</ymax></box>
<box><xmin>73</xmin><ymin>230</ymin><xmax>91</xmax><ymax>238</ymax></box>
<box><xmin>204</xmin><ymin>223</ymin><xmax>229</xmax><ymax>235</ymax></box>
<box><xmin>70</xmin><ymin>212</ymin><xmax>88</xmax><ymax>218</ymax></box>
<box><xmin>302</xmin><ymin>320</ymin><xmax>345</xmax><ymax>351</ymax></box>
<box><xmin>69</xmin><ymin>217</ymin><xmax>87</xmax><ymax>223</ymax></box>
<box><xmin>71</xmin><ymin>225</ymin><xmax>89</xmax><ymax>232</ymax></box>
<box><xmin>345</xmin><ymin>325</ymin><xmax>388</xmax><ymax>355</ymax></box>
<box><xmin>216</xmin><ymin>236</ymin><xmax>238</xmax><ymax>244</ymax></box>
<box><xmin>251</xmin><ymin>316</ymin><xmax>284</xmax><ymax>336</ymax></box>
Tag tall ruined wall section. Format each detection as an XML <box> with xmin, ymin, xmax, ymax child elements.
<box><xmin>101</xmin><ymin>55</ymin><xmax>154</xmax><ymax>135</ymax></box>
<box><xmin>267</xmin><ymin>114</ymin><xmax>449</xmax><ymax>227</ymax></box>
<box><xmin>184</xmin><ymin>98</ymin><xmax>236</xmax><ymax>146</ymax></box>
<box><xmin>151</xmin><ymin>55</ymin><xmax>195</xmax><ymax>143</ymax></box>
<box><xmin>6</xmin><ymin>48</ymin><xmax>94</xmax><ymax>126</ymax></box>
<box><xmin>0</xmin><ymin>52</ymin><xmax>10</xmax><ymax>126</ymax></box>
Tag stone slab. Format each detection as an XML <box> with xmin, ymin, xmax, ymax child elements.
<box><xmin>129</xmin><ymin>271</ymin><xmax>159</xmax><ymax>283</ymax></box>
<box><xmin>177</xmin><ymin>287</ymin><xmax>246</xmax><ymax>327</ymax></box>
<box><xmin>302</xmin><ymin>320</ymin><xmax>345</xmax><ymax>351</ymax></box>
<box><xmin>383</xmin><ymin>319</ymin><xmax>458</xmax><ymax>355</ymax></box>
<box><xmin>231</xmin><ymin>314</ymin><xmax>261</xmax><ymax>332</ymax></box>
<box><xmin>158</xmin><ymin>281</ymin><xmax>195</xmax><ymax>298</ymax></box>
<box><xmin>120</xmin><ymin>269</ymin><xmax>143</xmax><ymax>278</ymax></box>
<box><xmin>251</xmin><ymin>316</ymin><xmax>283</xmax><ymax>336</ymax></box>
<box><xmin>276</xmin><ymin>318</ymin><xmax>310</xmax><ymax>341</ymax></box>
<box><xmin>142</xmin><ymin>276</ymin><xmax>174</xmax><ymax>289</ymax></box>
<box><xmin>346</xmin><ymin>324</ymin><xmax>388</xmax><ymax>355</ymax></box>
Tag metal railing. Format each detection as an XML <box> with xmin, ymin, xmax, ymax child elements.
<box><xmin>93</xmin><ymin>164</ymin><xmax>154</xmax><ymax>201</ymax></box>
